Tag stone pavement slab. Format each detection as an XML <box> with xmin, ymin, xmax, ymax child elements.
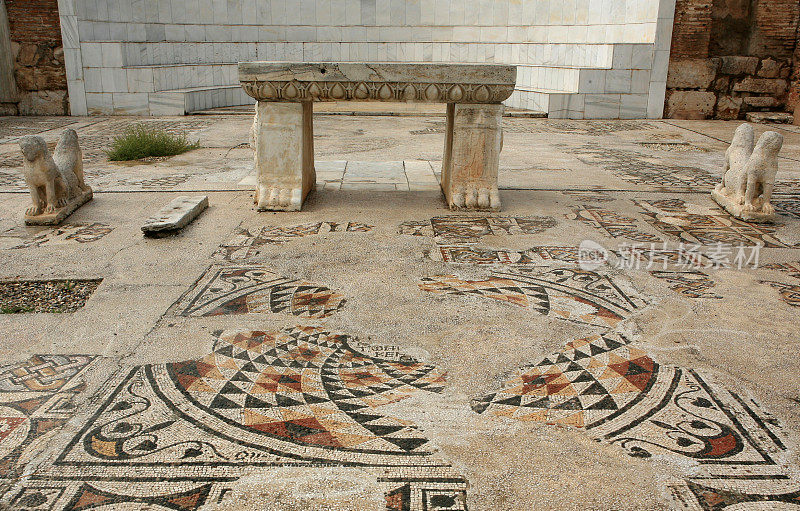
<box><xmin>141</xmin><ymin>195</ymin><xmax>209</xmax><ymax>236</ymax></box>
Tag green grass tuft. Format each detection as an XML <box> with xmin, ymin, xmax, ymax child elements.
<box><xmin>1</xmin><ymin>305</ymin><xmax>33</xmax><ymax>314</ymax></box>
<box><xmin>105</xmin><ymin>124</ymin><xmax>200</xmax><ymax>161</ymax></box>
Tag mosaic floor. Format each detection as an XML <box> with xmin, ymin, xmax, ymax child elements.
<box><xmin>174</xmin><ymin>265</ymin><xmax>346</xmax><ymax>318</ymax></box>
<box><xmin>1</xmin><ymin>115</ymin><xmax>800</xmax><ymax>509</ymax></box>
<box><xmin>472</xmin><ymin>332</ymin><xmax>798</xmax><ymax>509</ymax></box>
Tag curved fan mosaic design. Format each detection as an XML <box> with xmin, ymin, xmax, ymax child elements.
<box><xmin>166</xmin><ymin>327</ymin><xmax>444</xmax><ymax>453</ymax></box>
<box><xmin>175</xmin><ymin>265</ymin><xmax>346</xmax><ymax>318</ymax></box>
<box><xmin>419</xmin><ymin>268</ymin><xmax>643</xmax><ymax>328</ymax></box>
<box><xmin>49</xmin><ymin>327</ymin><xmax>465</xmax><ymax>510</ymax></box>
<box><xmin>472</xmin><ymin>332</ymin><xmax>797</xmax><ymax>509</ymax></box>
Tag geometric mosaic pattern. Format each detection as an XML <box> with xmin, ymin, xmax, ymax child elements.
<box><xmin>634</xmin><ymin>199</ymin><xmax>794</xmax><ymax>248</ymax></box>
<box><xmin>470</xmin><ymin>333</ymin><xmax>654</xmax><ymax>428</ymax></box>
<box><xmin>505</xmin><ymin>119</ymin><xmax>656</xmax><ymax>136</ymax></box>
<box><xmin>214</xmin><ymin>222</ymin><xmax>373</xmax><ymax>261</ymax></box>
<box><xmin>0</xmin><ymin>355</ymin><xmax>96</xmax><ymax>393</ymax></box>
<box><xmin>568</xmin><ymin>205</ymin><xmax>662</xmax><ymax>243</ymax></box>
<box><xmin>761</xmin><ymin>281</ymin><xmax>800</xmax><ymax>307</ymax></box>
<box><xmin>0</xmin><ymin>117</ymin><xmax>79</xmax><ymax>142</ymax></box>
<box><xmin>561</xmin><ymin>190</ymin><xmax>616</xmax><ymax>202</ymax></box>
<box><xmin>419</xmin><ymin>268</ymin><xmax>644</xmax><ymax>328</ymax></box>
<box><xmin>650</xmin><ymin>271</ymin><xmax>722</xmax><ymax>299</ymax></box>
<box><xmin>669</xmin><ymin>480</ymin><xmax>800</xmax><ymax>510</ymax></box>
<box><xmin>174</xmin><ymin>265</ymin><xmax>345</xmax><ymax>318</ymax></box>
<box><xmin>761</xmin><ymin>263</ymin><xmax>800</xmax><ymax>307</ymax></box>
<box><xmin>0</xmin><ymin>223</ymin><xmax>113</xmax><ymax>249</ymax></box>
<box><xmin>40</xmin><ymin>327</ymin><xmax>465</xmax><ymax>511</ymax></box>
<box><xmin>50</xmin><ymin>483</ymin><xmax>213</xmax><ymax>510</ymax></box>
<box><xmin>472</xmin><ymin>333</ymin><xmax>799</xmax><ymax>507</ymax></box>
<box><xmin>399</xmin><ymin>215</ymin><xmax>557</xmax><ymax>244</ymax></box>
<box><xmin>571</xmin><ymin>145</ymin><xmax>720</xmax><ymax>192</ymax></box>
<box><xmin>774</xmin><ymin>197</ymin><xmax>800</xmax><ymax>219</ymax></box>
<box><xmin>0</xmin><ymin>355</ymin><xmax>98</xmax><ymax>484</ymax></box>
<box><xmin>762</xmin><ymin>262</ymin><xmax>800</xmax><ymax>280</ymax></box>
<box><xmin>168</xmin><ymin>328</ymin><xmax>445</xmax><ymax>453</ymax></box>
<box><xmin>433</xmin><ymin>245</ymin><xmax>595</xmax><ymax>266</ymax></box>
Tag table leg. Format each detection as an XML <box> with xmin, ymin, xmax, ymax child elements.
<box><xmin>253</xmin><ymin>101</ymin><xmax>315</xmax><ymax>211</ymax></box>
<box><xmin>440</xmin><ymin>103</ymin><xmax>503</xmax><ymax>210</ymax></box>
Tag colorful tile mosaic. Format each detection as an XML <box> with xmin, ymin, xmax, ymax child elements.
<box><xmin>506</xmin><ymin>119</ymin><xmax>656</xmax><ymax>135</ymax></box>
<box><xmin>762</xmin><ymin>262</ymin><xmax>800</xmax><ymax>280</ymax></box>
<box><xmin>399</xmin><ymin>216</ymin><xmax>557</xmax><ymax>244</ymax></box>
<box><xmin>669</xmin><ymin>480</ymin><xmax>800</xmax><ymax>510</ymax></box>
<box><xmin>214</xmin><ymin>222</ymin><xmax>373</xmax><ymax>261</ymax></box>
<box><xmin>31</xmin><ymin>327</ymin><xmax>465</xmax><ymax>510</ymax></box>
<box><xmin>774</xmin><ymin>197</ymin><xmax>800</xmax><ymax>219</ymax></box>
<box><xmin>633</xmin><ymin>199</ymin><xmax>793</xmax><ymax>248</ymax></box>
<box><xmin>0</xmin><ymin>170</ymin><xmax>26</xmax><ymax>190</ymax></box>
<box><xmin>0</xmin><ymin>355</ymin><xmax>98</xmax><ymax>482</ymax></box>
<box><xmin>410</xmin><ymin>120</ymin><xmax>657</xmax><ymax>136</ymax></box>
<box><xmin>433</xmin><ymin>245</ymin><xmax>605</xmax><ymax>266</ymax></box>
<box><xmin>761</xmin><ymin>281</ymin><xmax>800</xmax><ymax>307</ymax></box>
<box><xmin>0</xmin><ymin>118</ymin><xmax>80</xmax><ymax>142</ymax></box>
<box><xmin>650</xmin><ymin>271</ymin><xmax>722</xmax><ymax>299</ymax></box>
<box><xmin>561</xmin><ymin>190</ymin><xmax>616</xmax><ymax>202</ymax></box>
<box><xmin>174</xmin><ymin>265</ymin><xmax>345</xmax><ymax>318</ymax></box>
<box><xmin>121</xmin><ymin>174</ymin><xmax>191</xmax><ymax>189</ymax></box>
<box><xmin>775</xmin><ymin>179</ymin><xmax>800</xmax><ymax>195</ymax></box>
<box><xmin>1</xmin><ymin>223</ymin><xmax>113</xmax><ymax>249</ymax></box>
<box><xmin>571</xmin><ymin>145</ymin><xmax>719</xmax><ymax>192</ymax></box>
<box><xmin>419</xmin><ymin>268</ymin><xmax>644</xmax><ymax>328</ymax></box>
<box><xmin>471</xmin><ymin>333</ymin><xmax>797</xmax><ymax>507</ymax></box>
<box><xmin>11</xmin><ymin>483</ymin><xmax>214</xmax><ymax>511</ymax></box>
<box><xmin>568</xmin><ymin>205</ymin><xmax>662</xmax><ymax>243</ymax></box>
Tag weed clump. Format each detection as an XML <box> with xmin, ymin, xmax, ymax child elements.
<box><xmin>105</xmin><ymin>124</ymin><xmax>200</xmax><ymax>161</ymax></box>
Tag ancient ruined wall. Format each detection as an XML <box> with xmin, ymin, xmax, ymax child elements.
<box><xmin>791</xmin><ymin>35</ymin><xmax>800</xmax><ymax>122</ymax></box>
<box><xmin>665</xmin><ymin>0</ymin><xmax>799</xmax><ymax>119</ymax></box>
<box><xmin>0</xmin><ymin>0</ymin><xmax>19</xmax><ymax>113</ymax></box>
<box><xmin>5</xmin><ymin>0</ymin><xmax>69</xmax><ymax>115</ymax></box>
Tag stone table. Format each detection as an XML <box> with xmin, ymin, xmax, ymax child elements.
<box><xmin>239</xmin><ymin>62</ymin><xmax>517</xmax><ymax>211</ymax></box>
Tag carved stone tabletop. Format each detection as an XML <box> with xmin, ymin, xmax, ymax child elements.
<box><xmin>239</xmin><ymin>62</ymin><xmax>516</xmax><ymax>104</ymax></box>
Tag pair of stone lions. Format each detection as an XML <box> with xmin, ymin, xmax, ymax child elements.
<box><xmin>716</xmin><ymin>123</ymin><xmax>783</xmax><ymax>215</ymax></box>
<box><xmin>20</xmin><ymin>129</ymin><xmax>90</xmax><ymax>216</ymax></box>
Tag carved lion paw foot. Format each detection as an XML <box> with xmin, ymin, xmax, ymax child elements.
<box><xmin>44</xmin><ymin>204</ymin><xmax>57</xmax><ymax>214</ymax></box>
<box><xmin>742</xmin><ymin>202</ymin><xmax>756</xmax><ymax>212</ymax></box>
<box><xmin>761</xmin><ymin>203</ymin><xmax>775</xmax><ymax>215</ymax></box>
<box><xmin>257</xmin><ymin>186</ymin><xmax>302</xmax><ymax>211</ymax></box>
<box><xmin>25</xmin><ymin>206</ymin><xmax>42</xmax><ymax>216</ymax></box>
<box><xmin>450</xmin><ymin>185</ymin><xmax>500</xmax><ymax>210</ymax></box>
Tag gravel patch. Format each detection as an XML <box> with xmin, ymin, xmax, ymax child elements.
<box><xmin>0</xmin><ymin>279</ymin><xmax>102</xmax><ymax>313</ymax></box>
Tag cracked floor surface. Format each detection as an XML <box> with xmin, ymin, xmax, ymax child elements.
<box><xmin>0</xmin><ymin>114</ymin><xmax>799</xmax><ymax>510</ymax></box>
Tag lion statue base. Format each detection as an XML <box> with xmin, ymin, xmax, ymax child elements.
<box><xmin>20</xmin><ymin>129</ymin><xmax>93</xmax><ymax>226</ymax></box>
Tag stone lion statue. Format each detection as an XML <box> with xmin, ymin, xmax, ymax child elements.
<box><xmin>741</xmin><ymin>130</ymin><xmax>783</xmax><ymax>215</ymax></box>
<box><xmin>712</xmin><ymin>123</ymin><xmax>783</xmax><ymax>221</ymax></box>
<box><xmin>20</xmin><ymin>129</ymin><xmax>90</xmax><ymax>217</ymax></box>
<box><xmin>716</xmin><ymin>123</ymin><xmax>754</xmax><ymax>199</ymax></box>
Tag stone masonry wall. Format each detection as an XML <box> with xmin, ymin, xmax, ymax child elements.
<box><xmin>665</xmin><ymin>0</ymin><xmax>799</xmax><ymax>119</ymax></box>
<box><xmin>5</xmin><ymin>0</ymin><xmax>69</xmax><ymax>115</ymax></box>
